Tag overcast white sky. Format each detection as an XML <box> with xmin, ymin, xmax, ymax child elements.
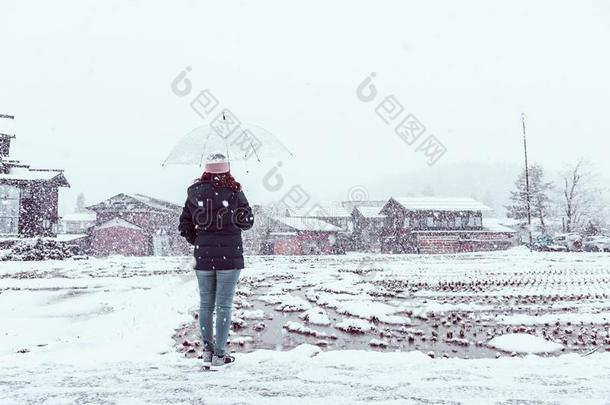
<box><xmin>1</xmin><ymin>0</ymin><xmax>609</xmax><ymax>215</ymax></box>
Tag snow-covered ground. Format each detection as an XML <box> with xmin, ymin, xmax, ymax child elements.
<box><xmin>1</xmin><ymin>250</ymin><xmax>610</xmax><ymax>404</ymax></box>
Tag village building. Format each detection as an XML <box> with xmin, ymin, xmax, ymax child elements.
<box><xmin>284</xmin><ymin>205</ymin><xmax>353</xmax><ymax>232</ymax></box>
<box><xmin>351</xmin><ymin>204</ymin><xmax>387</xmax><ymax>252</ymax></box>
<box><xmin>244</xmin><ymin>206</ymin><xmax>344</xmax><ymax>255</ymax></box>
<box><xmin>265</xmin><ymin>216</ymin><xmax>343</xmax><ymax>255</ymax></box>
<box><xmin>86</xmin><ymin>193</ymin><xmax>190</xmax><ymax>256</ymax></box>
<box><xmin>380</xmin><ymin>197</ymin><xmax>515</xmax><ymax>254</ymax></box>
<box><xmin>91</xmin><ymin>217</ymin><xmax>149</xmax><ymax>256</ymax></box>
<box><xmin>59</xmin><ymin>209</ymin><xmax>97</xmax><ymax>234</ymax></box>
<box><xmin>0</xmin><ymin>115</ymin><xmax>69</xmax><ymax>238</ymax></box>
<box><xmin>288</xmin><ymin>204</ymin><xmax>365</xmax><ymax>249</ymax></box>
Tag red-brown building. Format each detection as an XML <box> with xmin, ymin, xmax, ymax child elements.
<box><xmin>91</xmin><ymin>217</ymin><xmax>149</xmax><ymax>256</ymax></box>
<box><xmin>281</xmin><ymin>205</ymin><xmax>353</xmax><ymax>251</ymax></box>
<box><xmin>269</xmin><ymin>216</ymin><xmax>343</xmax><ymax>255</ymax></box>
<box><xmin>87</xmin><ymin>193</ymin><xmax>190</xmax><ymax>256</ymax></box>
<box><xmin>380</xmin><ymin>197</ymin><xmax>515</xmax><ymax>254</ymax></box>
<box><xmin>246</xmin><ymin>208</ymin><xmax>344</xmax><ymax>255</ymax></box>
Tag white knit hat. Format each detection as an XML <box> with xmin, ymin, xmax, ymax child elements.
<box><xmin>204</xmin><ymin>152</ymin><xmax>230</xmax><ymax>173</ymax></box>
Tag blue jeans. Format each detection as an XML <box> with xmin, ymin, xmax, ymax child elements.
<box><xmin>195</xmin><ymin>269</ymin><xmax>241</xmax><ymax>356</ymax></box>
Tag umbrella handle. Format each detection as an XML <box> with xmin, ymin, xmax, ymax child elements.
<box><xmin>222</xmin><ymin>111</ymin><xmax>232</xmax><ymax>167</ymax></box>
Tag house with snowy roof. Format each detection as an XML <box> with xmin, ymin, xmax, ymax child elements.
<box><xmin>267</xmin><ymin>216</ymin><xmax>343</xmax><ymax>255</ymax></box>
<box><xmin>283</xmin><ymin>205</ymin><xmax>353</xmax><ymax>232</ymax></box>
<box><xmin>59</xmin><ymin>209</ymin><xmax>97</xmax><ymax>234</ymax></box>
<box><xmin>86</xmin><ymin>193</ymin><xmax>190</xmax><ymax>256</ymax></box>
<box><xmin>0</xmin><ymin>114</ymin><xmax>70</xmax><ymax>237</ymax></box>
<box><xmin>380</xmin><ymin>197</ymin><xmax>515</xmax><ymax>254</ymax></box>
<box><xmin>243</xmin><ymin>205</ymin><xmax>344</xmax><ymax>255</ymax></box>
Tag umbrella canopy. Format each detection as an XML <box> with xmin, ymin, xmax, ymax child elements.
<box><xmin>162</xmin><ymin>120</ymin><xmax>293</xmax><ymax>167</ymax></box>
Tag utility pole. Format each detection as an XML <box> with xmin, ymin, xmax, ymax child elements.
<box><xmin>521</xmin><ymin>113</ymin><xmax>533</xmax><ymax>251</ymax></box>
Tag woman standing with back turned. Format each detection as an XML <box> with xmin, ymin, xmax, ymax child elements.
<box><xmin>178</xmin><ymin>152</ymin><xmax>254</xmax><ymax>370</ymax></box>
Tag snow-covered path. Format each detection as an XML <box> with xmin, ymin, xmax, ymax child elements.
<box><xmin>3</xmin><ymin>345</ymin><xmax>610</xmax><ymax>404</ymax></box>
<box><xmin>2</xmin><ymin>251</ymin><xmax>610</xmax><ymax>404</ymax></box>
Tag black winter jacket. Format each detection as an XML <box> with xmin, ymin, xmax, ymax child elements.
<box><xmin>178</xmin><ymin>179</ymin><xmax>254</xmax><ymax>270</ymax></box>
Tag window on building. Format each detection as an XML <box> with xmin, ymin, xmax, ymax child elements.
<box><xmin>473</xmin><ymin>216</ymin><xmax>482</xmax><ymax>227</ymax></box>
<box><xmin>454</xmin><ymin>216</ymin><xmax>461</xmax><ymax>228</ymax></box>
<box><xmin>392</xmin><ymin>217</ymin><xmax>401</xmax><ymax>229</ymax></box>
<box><xmin>426</xmin><ymin>216</ymin><xmax>434</xmax><ymax>227</ymax></box>
<box><xmin>468</xmin><ymin>216</ymin><xmax>476</xmax><ymax>227</ymax></box>
<box><xmin>0</xmin><ymin>185</ymin><xmax>20</xmax><ymax>235</ymax></box>
<box><xmin>404</xmin><ymin>217</ymin><xmax>410</xmax><ymax>228</ymax></box>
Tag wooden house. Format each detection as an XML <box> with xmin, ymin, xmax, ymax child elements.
<box><xmin>91</xmin><ymin>217</ymin><xmax>149</xmax><ymax>256</ymax></box>
<box><xmin>380</xmin><ymin>197</ymin><xmax>515</xmax><ymax>254</ymax></box>
<box><xmin>282</xmin><ymin>205</ymin><xmax>355</xmax><ymax>251</ymax></box>
<box><xmin>86</xmin><ymin>193</ymin><xmax>190</xmax><ymax>256</ymax></box>
<box><xmin>0</xmin><ymin>115</ymin><xmax>69</xmax><ymax>237</ymax></box>
<box><xmin>244</xmin><ymin>206</ymin><xmax>344</xmax><ymax>255</ymax></box>
<box><xmin>268</xmin><ymin>216</ymin><xmax>343</xmax><ymax>255</ymax></box>
<box><xmin>351</xmin><ymin>204</ymin><xmax>387</xmax><ymax>252</ymax></box>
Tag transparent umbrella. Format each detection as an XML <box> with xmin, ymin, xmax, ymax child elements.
<box><xmin>162</xmin><ymin>116</ymin><xmax>293</xmax><ymax>167</ymax></box>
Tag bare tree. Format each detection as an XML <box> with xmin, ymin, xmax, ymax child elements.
<box><xmin>559</xmin><ymin>159</ymin><xmax>604</xmax><ymax>233</ymax></box>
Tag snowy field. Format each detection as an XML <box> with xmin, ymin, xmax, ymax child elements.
<box><xmin>1</xmin><ymin>249</ymin><xmax>610</xmax><ymax>404</ymax></box>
